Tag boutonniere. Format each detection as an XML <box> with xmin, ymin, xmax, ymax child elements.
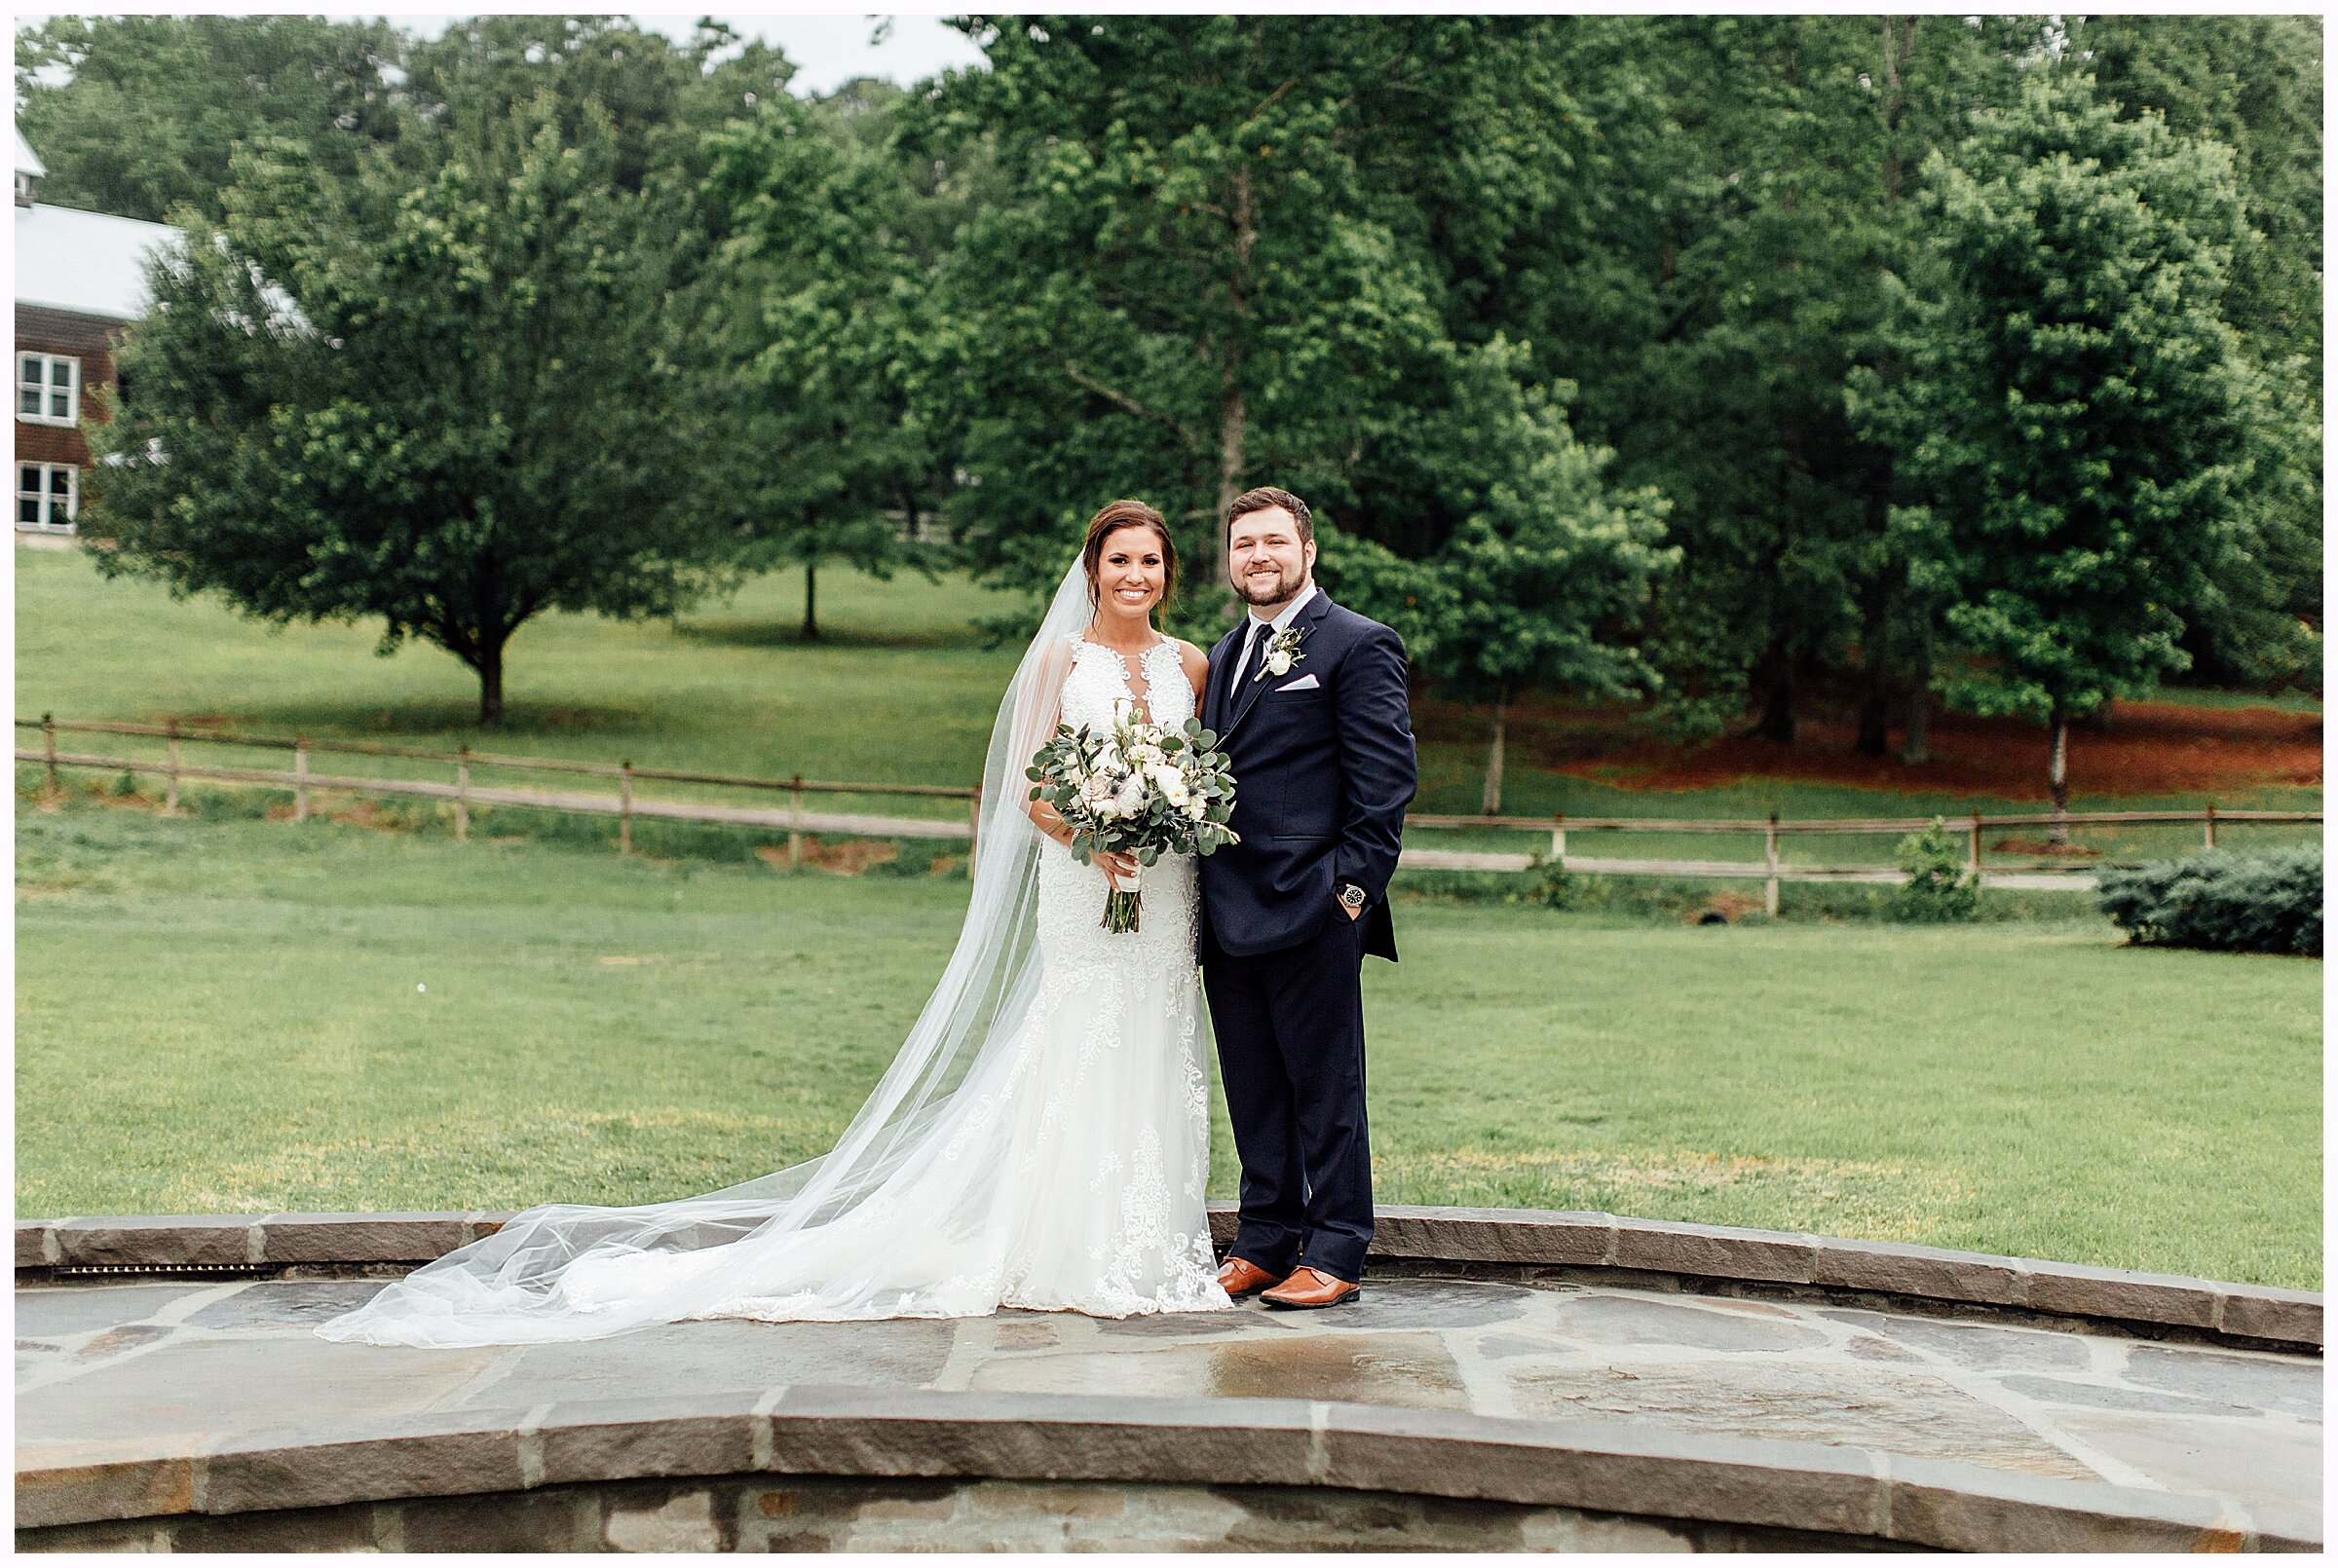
<box><xmin>1253</xmin><ymin>624</ymin><xmax>1310</xmax><ymax>683</ymax></box>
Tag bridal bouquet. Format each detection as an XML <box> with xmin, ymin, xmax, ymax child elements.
<box><xmin>1028</xmin><ymin>705</ymin><xmax>1240</xmax><ymax>933</ymax></box>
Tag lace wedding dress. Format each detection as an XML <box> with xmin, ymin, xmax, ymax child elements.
<box><xmin>318</xmin><ymin>569</ymin><xmax>1229</xmax><ymax>1347</ymax></box>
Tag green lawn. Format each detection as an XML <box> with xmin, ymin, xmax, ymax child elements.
<box><xmin>17</xmin><ymin>547</ymin><xmax>2320</xmax><ymax>866</ymax></box>
<box><xmin>17</xmin><ymin>801</ymin><xmax>2320</xmax><ymax>1288</ymax></box>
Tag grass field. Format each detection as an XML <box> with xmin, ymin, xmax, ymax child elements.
<box><xmin>13</xmin><ymin>547</ymin><xmax>2320</xmax><ymax>869</ymax></box>
<box><xmin>17</xmin><ymin>800</ymin><xmax>2321</xmax><ymax>1288</ymax></box>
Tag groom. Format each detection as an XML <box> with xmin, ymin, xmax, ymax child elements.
<box><xmin>1198</xmin><ymin>486</ymin><xmax>1417</xmax><ymax>1311</ymax></box>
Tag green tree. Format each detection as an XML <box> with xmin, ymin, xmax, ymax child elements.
<box><xmin>2068</xmin><ymin>15</ymin><xmax>2321</xmax><ymax>364</ymax></box>
<box><xmin>398</xmin><ymin>16</ymin><xmax>698</xmax><ymax>196</ymax></box>
<box><xmin>83</xmin><ymin>100</ymin><xmax>731</xmax><ymax>724</ymax></box>
<box><xmin>13</xmin><ymin>14</ymin><xmax>405</xmax><ymax>222</ymax></box>
<box><xmin>2066</xmin><ymin>15</ymin><xmax>2322</xmax><ymax>691</ymax></box>
<box><xmin>1586</xmin><ymin>17</ymin><xmax>2038</xmax><ymax>748</ymax></box>
<box><xmin>702</xmin><ymin>82</ymin><xmax>954</xmax><ymax>640</ymax></box>
<box><xmin>1848</xmin><ymin>74</ymin><xmax>2266</xmax><ymax>840</ymax></box>
<box><xmin>1399</xmin><ymin>352</ymin><xmax>1676</xmax><ymax>813</ymax></box>
<box><xmin>911</xmin><ymin>16</ymin><xmax>1632</xmax><ymax>635</ymax></box>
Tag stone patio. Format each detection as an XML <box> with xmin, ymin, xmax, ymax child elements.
<box><xmin>18</xmin><ymin>1263</ymin><xmax>2322</xmax><ymax>1550</ymax></box>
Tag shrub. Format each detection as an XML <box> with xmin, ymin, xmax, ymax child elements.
<box><xmin>1892</xmin><ymin>817</ymin><xmax>1978</xmax><ymax>922</ymax></box>
<box><xmin>2096</xmin><ymin>846</ymin><xmax>2322</xmax><ymax>956</ymax></box>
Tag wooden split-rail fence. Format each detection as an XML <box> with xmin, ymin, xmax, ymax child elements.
<box><xmin>18</xmin><ymin>715</ymin><xmax>981</xmax><ymax>874</ymax></box>
<box><xmin>19</xmin><ymin>714</ymin><xmax>2321</xmax><ymax>910</ymax></box>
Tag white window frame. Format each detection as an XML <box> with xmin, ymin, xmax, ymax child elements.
<box><xmin>17</xmin><ymin>462</ymin><xmax>78</xmax><ymax>534</ymax></box>
<box><xmin>17</xmin><ymin>352</ymin><xmax>81</xmax><ymax>427</ymax></box>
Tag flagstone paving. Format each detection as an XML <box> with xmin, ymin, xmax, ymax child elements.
<box><xmin>17</xmin><ymin>1271</ymin><xmax>2321</xmax><ymax>1536</ymax></box>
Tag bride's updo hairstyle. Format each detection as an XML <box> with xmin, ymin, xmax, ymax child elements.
<box><xmin>1079</xmin><ymin>499</ymin><xmax>1178</xmax><ymax>616</ymax></box>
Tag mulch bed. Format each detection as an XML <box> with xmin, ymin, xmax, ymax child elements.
<box><xmin>1414</xmin><ymin>694</ymin><xmax>2321</xmax><ymax>801</ymax></box>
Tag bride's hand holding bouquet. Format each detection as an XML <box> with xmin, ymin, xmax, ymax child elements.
<box><xmin>1029</xmin><ymin>702</ymin><xmax>1240</xmax><ymax>933</ymax></box>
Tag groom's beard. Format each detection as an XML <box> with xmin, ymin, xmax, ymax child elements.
<box><xmin>1233</xmin><ymin>564</ymin><xmax>1305</xmax><ymax>608</ymax></box>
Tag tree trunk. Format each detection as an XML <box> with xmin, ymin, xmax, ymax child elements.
<box><xmin>1900</xmin><ymin>672</ymin><xmax>1931</xmax><ymax>765</ymax></box>
<box><xmin>1867</xmin><ymin>19</ymin><xmax>1918</xmax><ymax>764</ymax></box>
<box><xmin>475</xmin><ymin>643</ymin><xmax>506</xmax><ymax>727</ymax></box>
<box><xmin>1204</xmin><ymin>162</ymin><xmax>1257</xmax><ymax>615</ymax></box>
<box><xmin>802</xmin><ymin>559</ymin><xmax>819</xmax><ymax>643</ymax></box>
<box><xmin>2047</xmin><ymin>703</ymin><xmax>2070</xmax><ymax>845</ymax></box>
<box><xmin>1212</xmin><ymin>359</ymin><xmax>1245</xmax><ymax>603</ymax></box>
<box><xmin>1855</xmin><ymin>664</ymin><xmax>1891</xmax><ymax>756</ymax></box>
<box><xmin>1879</xmin><ymin>19</ymin><xmax>1914</xmax><ymax>203</ymax></box>
<box><xmin>1753</xmin><ymin>645</ymin><xmax>1795</xmax><ymax>743</ymax></box>
<box><xmin>1481</xmin><ymin>692</ymin><xmax>1507</xmax><ymax>816</ymax></box>
<box><xmin>1853</xmin><ymin>435</ymin><xmax>1898</xmax><ymax>761</ymax></box>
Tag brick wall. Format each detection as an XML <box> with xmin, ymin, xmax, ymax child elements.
<box><xmin>14</xmin><ymin>304</ymin><xmax>124</xmax><ymax>471</ymax></box>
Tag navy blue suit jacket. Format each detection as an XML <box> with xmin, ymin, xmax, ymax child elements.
<box><xmin>1197</xmin><ymin>589</ymin><xmax>1417</xmax><ymax>962</ymax></box>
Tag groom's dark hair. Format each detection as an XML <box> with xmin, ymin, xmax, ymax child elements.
<box><xmin>1225</xmin><ymin>486</ymin><xmax>1312</xmax><ymax>544</ymax></box>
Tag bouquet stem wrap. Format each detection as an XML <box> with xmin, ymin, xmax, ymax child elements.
<box><xmin>1104</xmin><ymin>865</ymin><xmax>1143</xmax><ymax>934</ymax></box>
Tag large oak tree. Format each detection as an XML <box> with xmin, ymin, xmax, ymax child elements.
<box><xmin>84</xmin><ymin>98</ymin><xmax>732</xmax><ymax>724</ymax></box>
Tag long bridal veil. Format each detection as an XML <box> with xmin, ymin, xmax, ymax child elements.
<box><xmin>318</xmin><ymin>560</ymin><xmax>1100</xmax><ymax>1346</ymax></box>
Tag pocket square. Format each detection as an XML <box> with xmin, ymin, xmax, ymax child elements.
<box><xmin>1274</xmin><ymin>673</ymin><xmax>1321</xmax><ymax>691</ymax></box>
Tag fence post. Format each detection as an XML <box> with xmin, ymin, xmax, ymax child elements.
<box><xmin>2204</xmin><ymin>801</ymin><xmax>2216</xmax><ymax>850</ymax></box>
<box><xmin>789</xmin><ymin>773</ymin><xmax>805</xmax><ymax>870</ymax></box>
<box><xmin>1550</xmin><ymin>813</ymin><xmax>1566</xmax><ymax>870</ymax></box>
<box><xmin>1969</xmin><ymin>813</ymin><xmax>1982</xmax><ymax>883</ymax></box>
<box><xmin>292</xmin><ymin>736</ymin><xmax>310</xmax><ymax>821</ymax></box>
<box><xmin>619</xmin><ymin>761</ymin><xmax>634</xmax><ymax>855</ymax></box>
<box><xmin>41</xmin><ymin>712</ymin><xmax>57</xmax><ymax>800</ymax></box>
<box><xmin>165</xmin><ymin>717</ymin><xmax>181</xmax><ymax>814</ymax></box>
<box><xmin>966</xmin><ymin>784</ymin><xmax>981</xmax><ymax>879</ymax></box>
<box><xmin>1763</xmin><ymin>812</ymin><xmax>1781</xmax><ymax>917</ymax></box>
<box><xmin>455</xmin><ymin>747</ymin><xmax>471</xmax><ymax>842</ymax></box>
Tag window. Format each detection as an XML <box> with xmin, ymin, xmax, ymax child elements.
<box><xmin>17</xmin><ymin>353</ymin><xmax>80</xmax><ymax>426</ymax></box>
<box><xmin>17</xmin><ymin>463</ymin><xmax>77</xmax><ymax>533</ymax></box>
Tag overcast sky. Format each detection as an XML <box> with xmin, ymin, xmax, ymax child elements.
<box><xmin>19</xmin><ymin>13</ymin><xmax>992</xmax><ymax>97</ymax></box>
<box><xmin>389</xmin><ymin>14</ymin><xmax>989</xmax><ymax>96</ymax></box>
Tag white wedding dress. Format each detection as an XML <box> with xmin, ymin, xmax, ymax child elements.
<box><xmin>319</xmin><ymin>577</ymin><xmax>1229</xmax><ymax>1347</ymax></box>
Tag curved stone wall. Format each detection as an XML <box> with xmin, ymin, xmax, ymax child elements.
<box><xmin>18</xmin><ymin>1384</ymin><xmax>2319</xmax><ymax>1551</ymax></box>
<box><xmin>16</xmin><ymin>1206</ymin><xmax>2323</xmax><ymax>1552</ymax></box>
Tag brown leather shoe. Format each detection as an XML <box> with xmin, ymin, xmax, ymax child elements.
<box><xmin>1217</xmin><ymin>1256</ymin><xmax>1290</xmax><ymax>1298</ymax></box>
<box><xmin>1260</xmin><ymin>1265</ymin><xmax>1361</xmax><ymax>1311</ymax></box>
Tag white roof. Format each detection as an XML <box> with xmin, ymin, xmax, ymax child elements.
<box><xmin>15</xmin><ymin>127</ymin><xmax>44</xmax><ymax>179</ymax></box>
<box><xmin>15</xmin><ymin>201</ymin><xmax>185</xmax><ymax>321</ymax></box>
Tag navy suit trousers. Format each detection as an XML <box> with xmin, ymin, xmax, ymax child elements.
<box><xmin>1202</xmin><ymin>910</ymin><xmax>1373</xmax><ymax>1283</ymax></box>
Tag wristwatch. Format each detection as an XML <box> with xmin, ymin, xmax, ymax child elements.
<box><xmin>1337</xmin><ymin>882</ymin><xmax>1368</xmax><ymax>913</ymax></box>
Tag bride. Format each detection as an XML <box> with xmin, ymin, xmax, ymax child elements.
<box><xmin>319</xmin><ymin>500</ymin><xmax>1230</xmax><ymax>1346</ymax></box>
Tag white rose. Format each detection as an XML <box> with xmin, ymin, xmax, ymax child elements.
<box><xmin>1182</xmin><ymin>799</ymin><xmax>1206</xmax><ymax>821</ymax></box>
<box><xmin>1113</xmin><ymin>776</ymin><xmax>1147</xmax><ymax>814</ymax></box>
<box><xmin>1266</xmin><ymin>649</ymin><xmax>1295</xmax><ymax>676</ymax></box>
